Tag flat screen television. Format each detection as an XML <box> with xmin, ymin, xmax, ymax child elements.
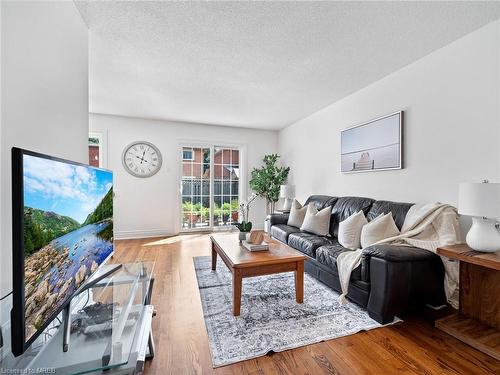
<box><xmin>10</xmin><ymin>148</ymin><xmax>114</xmax><ymax>356</ymax></box>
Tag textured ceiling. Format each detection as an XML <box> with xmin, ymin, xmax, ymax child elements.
<box><xmin>75</xmin><ymin>1</ymin><xmax>500</xmax><ymax>130</ymax></box>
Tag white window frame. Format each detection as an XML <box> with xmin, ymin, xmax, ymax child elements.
<box><xmin>182</xmin><ymin>148</ymin><xmax>194</xmax><ymax>161</ymax></box>
<box><xmin>177</xmin><ymin>140</ymin><xmax>247</xmax><ymax>233</ymax></box>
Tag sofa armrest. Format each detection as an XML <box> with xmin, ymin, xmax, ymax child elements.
<box><xmin>363</xmin><ymin>244</ymin><xmax>446</xmax><ymax>324</ymax></box>
<box><xmin>267</xmin><ymin>213</ymin><xmax>289</xmax><ymax>226</ymax></box>
<box><xmin>362</xmin><ymin>244</ymin><xmax>437</xmax><ymax>262</ymax></box>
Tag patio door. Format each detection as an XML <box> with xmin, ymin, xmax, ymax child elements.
<box><xmin>180</xmin><ymin>145</ymin><xmax>241</xmax><ymax>231</ymax></box>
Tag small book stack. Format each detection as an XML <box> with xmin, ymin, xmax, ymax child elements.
<box><xmin>242</xmin><ymin>241</ymin><xmax>269</xmax><ymax>252</ymax></box>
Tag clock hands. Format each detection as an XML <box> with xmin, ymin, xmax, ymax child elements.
<box><xmin>135</xmin><ymin>154</ymin><xmax>148</xmax><ymax>164</ymax></box>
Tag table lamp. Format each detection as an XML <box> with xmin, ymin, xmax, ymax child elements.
<box><xmin>280</xmin><ymin>184</ymin><xmax>295</xmax><ymax>211</ymax></box>
<box><xmin>458</xmin><ymin>181</ymin><xmax>500</xmax><ymax>252</ymax></box>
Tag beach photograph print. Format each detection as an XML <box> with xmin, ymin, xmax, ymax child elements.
<box><xmin>341</xmin><ymin>112</ymin><xmax>402</xmax><ymax>173</ymax></box>
<box><xmin>22</xmin><ymin>154</ymin><xmax>113</xmax><ymax>341</ymax></box>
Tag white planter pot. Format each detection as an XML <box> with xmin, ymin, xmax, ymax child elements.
<box><xmin>239</xmin><ymin>232</ymin><xmax>248</xmax><ymax>241</ymax></box>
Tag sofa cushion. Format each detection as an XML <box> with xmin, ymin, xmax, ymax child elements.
<box><xmin>316</xmin><ymin>243</ymin><xmax>362</xmax><ymax>280</ymax></box>
<box><xmin>271</xmin><ymin>224</ymin><xmax>301</xmax><ymax>243</ymax></box>
<box><xmin>366</xmin><ymin>200</ymin><xmax>413</xmax><ymax>231</ymax></box>
<box><xmin>330</xmin><ymin>197</ymin><xmax>374</xmax><ymax>237</ymax></box>
<box><xmin>287</xmin><ymin>232</ymin><xmax>333</xmax><ymax>258</ymax></box>
<box><xmin>304</xmin><ymin>195</ymin><xmax>338</xmax><ymax>210</ymax></box>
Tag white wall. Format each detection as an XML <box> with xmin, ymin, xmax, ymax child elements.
<box><xmin>90</xmin><ymin>114</ymin><xmax>278</xmax><ymax>239</ymax></box>
<box><xmin>0</xmin><ymin>0</ymin><xmax>3</xmax><ymax>303</ymax></box>
<box><xmin>279</xmin><ymin>20</ymin><xmax>500</xmax><ymax>207</ymax></box>
<box><xmin>0</xmin><ymin>2</ymin><xmax>89</xmax><ymax>298</ymax></box>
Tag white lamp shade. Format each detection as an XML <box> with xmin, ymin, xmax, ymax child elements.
<box><xmin>280</xmin><ymin>184</ymin><xmax>295</xmax><ymax>198</ymax></box>
<box><xmin>458</xmin><ymin>182</ymin><xmax>500</xmax><ymax>219</ymax></box>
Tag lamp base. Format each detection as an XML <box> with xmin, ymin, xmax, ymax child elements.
<box><xmin>466</xmin><ymin>217</ymin><xmax>500</xmax><ymax>253</ymax></box>
<box><xmin>282</xmin><ymin>198</ymin><xmax>293</xmax><ymax>211</ymax></box>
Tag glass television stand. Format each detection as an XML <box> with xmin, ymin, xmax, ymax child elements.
<box><xmin>3</xmin><ymin>262</ymin><xmax>156</xmax><ymax>375</ymax></box>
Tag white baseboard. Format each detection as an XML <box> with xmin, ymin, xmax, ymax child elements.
<box><xmin>114</xmin><ymin>229</ymin><xmax>177</xmax><ymax>240</ymax></box>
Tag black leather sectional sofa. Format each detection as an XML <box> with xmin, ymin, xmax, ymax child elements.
<box><xmin>268</xmin><ymin>195</ymin><xmax>446</xmax><ymax>324</ymax></box>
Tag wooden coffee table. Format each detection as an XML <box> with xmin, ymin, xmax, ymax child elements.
<box><xmin>210</xmin><ymin>232</ymin><xmax>306</xmax><ymax>316</ymax></box>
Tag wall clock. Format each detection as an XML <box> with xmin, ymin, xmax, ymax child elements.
<box><xmin>122</xmin><ymin>141</ymin><xmax>163</xmax><ymax>178</ymax></box>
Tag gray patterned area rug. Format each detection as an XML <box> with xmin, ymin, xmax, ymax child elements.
<box><xmin>193</xmin><ymin>256</ymin><xmax>400</xmax><ymax>367</ymax></box>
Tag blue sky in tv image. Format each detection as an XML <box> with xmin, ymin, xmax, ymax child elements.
<box><xmin>23</xmin><ymin>154</ymin><xmax>112</xmax><ymax>224</ymax></box>
<box><xmin>21</xmin><ymin>153</ymin><xmax>114</xmax><ymax>343</ymax></box>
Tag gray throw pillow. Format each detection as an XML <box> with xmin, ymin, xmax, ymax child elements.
<box><xmin>300</xmin><ymin>204</ymin><xmax>332</xmax><ymax>236</ymax></box>
<box><xmin>287</xmin><ymin>200</ymin><xmax>308</xmax><ymax>228</ymax></box>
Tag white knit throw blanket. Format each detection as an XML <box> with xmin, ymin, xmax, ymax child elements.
<box><xmin>336</xmin><ymin>203</ymin><xmax>462</xmax><ymax>309</ymax></box>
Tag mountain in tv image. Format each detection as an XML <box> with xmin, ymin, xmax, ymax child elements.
<box><xmin>22</xmin><ymin>154</ymin><xmax>113</xmax><ymax>341</ymax></box>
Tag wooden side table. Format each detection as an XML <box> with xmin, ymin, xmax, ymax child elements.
<box><xmin>436</xmin><ymin>244</ymin><xmax>500</xmax><ymax>360</ymax></box>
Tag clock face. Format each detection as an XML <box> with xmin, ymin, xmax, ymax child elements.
<box><xmin>122</xmin><ymin>141</ymin><xmax>162</xmax><ymax>178</ymax></box>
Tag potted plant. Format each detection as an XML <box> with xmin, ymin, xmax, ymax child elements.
<box><xmin>213</xmin><ymin>204</ymin><xmax>220</xmax><ymax>226</ymax></box>
<box><xmin>182</xmin><ymin>202</ymin><xmax>195</xmax><ymax>227</ymax></box>
<box><xmin>200</xmin><ymin>205</ymin><xmax>210</xmax><ymax>227</ymax></box>
<box><xmin>235</xmin><ymin>193</ymin><xmax>257</xmax><ymax>241</ymax></box>
<box><xmin>221</xmin><ymin>202</ymin><xmax>231</xmax><ymax>224</ymax></box>
<box><xmin>249</xmin><ymin>154</ymin><xmax>290</xmax><ymax>215</ymax></box>
<box><xmin>230</xmin><ymin>199</ymin><xmax>239</xmax><ymax>222</ymax></box>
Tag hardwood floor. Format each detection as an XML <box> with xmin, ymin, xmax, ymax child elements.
<box><xmin>112</xmin><ymin>235</ymin><xmax>500</xmax><ymax>375</ymax></box>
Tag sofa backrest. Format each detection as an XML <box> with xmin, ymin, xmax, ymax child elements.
<box><xmin>330</xmin><ymin>196</ymin><xmax>374</xmax><ymax>237</ymax></box>
<box><xmin>366</xmin><ymin>200</ymin><xmax>414</xmax><ymax>230</ymax></box>
<box><xmin>302</xmin><ymin>195</ymin><xmax>414</xmax><ymax>237</ymax></box>
<box><xmin>304</xmin><ymin>195</ymin><xmax>338</xmax><ymax>210</ymax></box>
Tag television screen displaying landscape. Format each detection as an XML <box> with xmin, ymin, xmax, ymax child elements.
<box><xmin>22</xmin><ymin>154</ymin><xmax>113</xmax><ymax>341</ymax></box>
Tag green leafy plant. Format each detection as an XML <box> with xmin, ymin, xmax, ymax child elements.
<box><xmin>249</xmin><ymin>154</ymin><xmax>290</xmax><ymax>214</ymax></box>
<box><xmin>231</xmin><ymin>199</ymin><xmax>239</xmax><ymax>211</ymax></box>
<box><xmin>234</xmin><ymin>221</ymin><xmax>252</xmax><ymax>232</ymax></box>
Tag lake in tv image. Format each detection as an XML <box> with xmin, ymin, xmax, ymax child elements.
<box><xmin>22</xmin><ymin>154</ymin><xmax>113</xmax><ymax>341</ymax></box>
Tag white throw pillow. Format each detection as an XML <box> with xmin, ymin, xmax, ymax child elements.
<box><xmin>338</xmin><ymin>210</ymin><xmax>368</xmax><ymax>250</ymax></box>
<box><xmin>300</xmin><ymin>204</ymin><xmax>332</xmax><ymax>236</ymax></box>
<box><xmin>287</xmin><ymin>200</ymin><xmax>308</xmax><ymax>228</ymax></box>
<box><xmin>360</xmin><ymin>212</ymin><xmax>400</xmax><ymax>248</ymax></box>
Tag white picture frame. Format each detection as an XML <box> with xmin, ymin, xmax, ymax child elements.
<box><xmin>341</xmin><ymin>111</ymin><xmax>403</xmax><ymax>173</ymax></box>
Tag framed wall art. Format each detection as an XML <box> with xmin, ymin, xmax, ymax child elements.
<box><xmin>341</xmin><ymin>111</ymin><xmax>403</xmax><ymax>173</ymax></box>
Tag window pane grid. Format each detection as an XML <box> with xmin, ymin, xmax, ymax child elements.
<box><xmin>181</xmin><ymin>147</ymin><xmax>211</xmax><ymax>229</ymax></box>
<box><xmin>213</xmin><ymin>147</ymin><xmax>239</xmax><ymax>227</ymax></box>
<box><xmin>181</xmin><ymin>146</ymin><xmax>240</xmax><ymax>230</ymax></box>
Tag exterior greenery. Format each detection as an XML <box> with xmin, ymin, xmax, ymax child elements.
<box><xmin>182</xmin><ymin>200</ymin><xmax>239</xmax><ymax>218</ymax></box>
<box><xmin>249</xmin><ymin>154</ymin><xmax>290</xmax><ymax>213</ymax></box>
